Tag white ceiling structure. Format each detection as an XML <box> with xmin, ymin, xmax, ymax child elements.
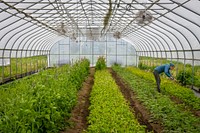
<box><xmin>0</xmin><ymin>0</ymin><xmax>200</xmax><ymax>63</ymax></box>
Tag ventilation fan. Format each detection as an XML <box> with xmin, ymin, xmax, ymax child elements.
<box><xmin>56</xmin><ymin>22</ymin><xmax>67</xmax><ymax>35</ymax></box>
<box><xmin>113</xmin><ymin>31</ymin><xmax>121</xmax><ymax>39</ymax></box>
<box><xmin>135</xmin><ymin>10</ymin><xmax>153</xmax><ymax>26</ymax></box>
<box><xmin>86</xmin><ymin>27</ymin><xmax>100</xmax><ymax>41</ymax></box>
<box><xmin>69</xmin><ymin>32</ymin><xmax>77</xmax><ymax>42</ymax></box>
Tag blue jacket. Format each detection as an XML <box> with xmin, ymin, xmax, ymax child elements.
<box><xmin>154</xmin><ymin>64</ymin><xmax>171</xmax><ymax>77</ymax></box>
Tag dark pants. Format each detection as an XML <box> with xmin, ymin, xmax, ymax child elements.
<box><xmin>153</xmin><ymin>70</ymin><xmax>161</xmax><ymax>92</ymax></box>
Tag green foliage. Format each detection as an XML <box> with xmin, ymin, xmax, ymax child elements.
<box><xmin>87</xmin><ymin>70</ymin><xmax>146</xmax><ymax>133</ymax></box>
<box><xmin>138</xmin><ymin>62</ymin><xmax>146</xmax><ymax>70</ymax></box>
<box><xmin>185</xmin><ymin>63</ymin><xmax>192</xmax><ymax>67</ymax></box>
<box><xmin>138</xmin><ymin>57</ymin><xmax>200</xmax><ymax>87</ymax></box>
<box><xmin>138</xmin><ymin>62</ymin><xmax>154</xmax><ymax>71</ymax></box>
<box><xmin>0</xmin><ymin>58</ymin><xmax>90</xmax><ymax>132</ymax></box>
<box><xmin>112</xmin><ymin>66</ymin><xmax>200</xmax><ymax>133</ymax></box>
<box><xmin>176</xmin><ymin>69</ymin><xmax>193</xmax><ymax>85</ymax></box>
<box><xmin>126</xmin><ymin>67</ymin><xmax>200</xmax><ymax>110</ymax></box>
<box><xmin>0</xmin><ymin>55</ymin><xmax>47</xmax><ymax>80</ymax></box>
<box><xmin>112</xmin><ymin>62</ymin><xmax>121</xmax><ymax>67</ymax></box>
<box><xmin>95</xmin><ymin>56</ymin><xmax>106</xmax><ymax>70</ymax></box>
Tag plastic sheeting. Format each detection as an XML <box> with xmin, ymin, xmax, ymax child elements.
<box><xmin>0</xmin><ymin>0</ymin><xmax>200</xmax><ymax>65</ymax></box>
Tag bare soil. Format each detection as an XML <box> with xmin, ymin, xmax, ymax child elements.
<box><xmin>109</xmin><ymin>68</ymin><xmax>164</xmax><ymax>133</ymax></box>
<box><xmin>62</xmin><ymin>68</ymin><xmax>95</xmax><ymax>133</ymax></box>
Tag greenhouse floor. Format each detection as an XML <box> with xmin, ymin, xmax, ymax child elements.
<box><xmin>64</xmin><ymin>68</ymin><xmax>165</xmax><ymax>132</ymax></box>
<box><xmin>109</xmin><ymin>68</ymin><xmax>163</xmax><ymax>133</ymax></box>
<box><xmin>62</xmin><ymin>68</ymin><xmax>95</xmax><ymax>133</ymax></box>
<box><xmin>60</xmin><ymin>67</ymin><xmax>200</xmax><ymax>132</ymax></box>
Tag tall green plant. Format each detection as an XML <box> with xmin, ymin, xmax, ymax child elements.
<box><xmin>0</xmin><ymin>59</ymin><xmax>90</xmax><ymax>132</ymax></box>
<box><xmin>176</xmin><ymin>69</ymin><xmax>193</xmax><ymax>85</ymax></box>
<box><xmin>95</xmin><ymin>56</ymin><xmax>106</xmax><ymax>70</ymax></box>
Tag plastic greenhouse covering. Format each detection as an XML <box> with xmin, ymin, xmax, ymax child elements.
<box><xmin>0</xmin><ymin>0</ymin><xmax>200</xmax><ymax>83</ymax></box>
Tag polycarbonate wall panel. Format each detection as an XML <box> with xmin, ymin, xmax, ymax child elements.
<box><xmin>107</xmin><ymin>42</ymin><xmax>116</xmax><ymax>55</ymax></box>
<box><xmin>93</xmin><ymin>42</ymin><xmax>106</xmax><ymax>55</ymax></box>
<box><xmin>194</xmin><ymin>51</ymin><xmax>200</xmax><ymax>60</ymax></box>
<box><xmin>194</xmin><ymin>60</ymin><xmax>200</xmax><ymax>66</ymax></box>
<box><xmin>117</xmin><ymin>56</ymin><xmax>126</xmax><ymax>66</ymax></box>
<box><xmin>116</xmin><ymin>45</ymin><xmax>126</xmax><ymax>55</ymax></box>
<box><xmin>81</xmin><ymin>43</ymin><xmax>92</xmax><ymax>55</ymax></box>
<box><xmin>49</xmin><ymin>36</ymin><xmax>137</xmax><ymax>67</ymax></box>
<box><xmin>0</xmin><ymin>58</ymin><xmax>10</xmax><ymax>66</ymax></box>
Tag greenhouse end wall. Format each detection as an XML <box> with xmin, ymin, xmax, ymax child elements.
<box><xmin>49</xmin><ymin>36</ymin><xmax>138</xmax><ymax>67</ymax></box>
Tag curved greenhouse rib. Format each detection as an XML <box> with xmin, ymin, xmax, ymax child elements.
<box><xmin>122</xmin><ymin>37</ymin><xmax>142</xmax><ymax>52</ymax></box>
<box><xmin>127</xmin><ymin>35</ymin><xmax>152</xmax><ymax>57</ymax></box>
<box><xmin>129</xmin><ymin>31</ymin><xmax>160</xmax><ymax>59</ymax></box>
<box><xmin>0</xmin><ymin>0</ymin><xmax>60</xmax><ymax>33</ymax></box>
<box><xmin>140</xmin><ymin>27</ymin><xmax>172</xmax><ymax>59</ymax></box>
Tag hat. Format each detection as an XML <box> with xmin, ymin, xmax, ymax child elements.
<box><xmin>170</xmin><ymin>63</ymin><xmax>174</xmax><ymax>67</ymax></box>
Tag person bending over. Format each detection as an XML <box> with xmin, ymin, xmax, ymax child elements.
<box><xmin>153</xmin><ymin>63</ymin><xmax>175</xmax><ymax>92</ymax></box>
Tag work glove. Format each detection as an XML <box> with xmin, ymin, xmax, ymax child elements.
<box><xmin>169</xmin><ymin>76</ymin><xmax>174</xmax><ymax>80</ymax></box>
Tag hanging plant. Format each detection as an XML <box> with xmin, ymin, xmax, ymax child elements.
<box><xmin>101</xmin><ymin>0</ymin><xmax>112</xmax><ymax>34</ymax></box>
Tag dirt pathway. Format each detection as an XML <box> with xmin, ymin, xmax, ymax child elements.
<box><xmin>62</xmin><ymin>68</ymin><xmax>95</xmax><ymax>133</ymax></box>
<box><xmin>109</xmin><ymin>68</ymin><xmax>163</xmax><ymax>133</ymax></box>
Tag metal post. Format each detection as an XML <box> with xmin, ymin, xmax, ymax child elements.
<box><xmin>1</xmin><ymin>57</ymin><xmax>4</xmax><ymax>83</ymax></box>
<box><xmin>92</xmin><ymin>41</ymin><xmax>94</xmax><ymax>66</ymax></box>
<box><xmin>106</xmin><ymin>35</ymin><xmax>108</xmax><ymax>66</ymax></box>
<box><xmin>59</xmin><ymin>43</ymin><xmax>60</xmax><ymax>66</ymax></box>
<box><xmin>126</xmin><ymin>41</ymin><xmax>127</xmax><ymax>67</ymax></box>
<box><xmin>116</xmin><ymin>39</ymin><xmax>117</xmax><ymax>64</ymax></box>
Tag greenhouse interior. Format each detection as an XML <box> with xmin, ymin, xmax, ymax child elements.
<box><xmin>0</xmin><ymin>0</ymin><xmax>200</xmax><ymax>132</ymax></box>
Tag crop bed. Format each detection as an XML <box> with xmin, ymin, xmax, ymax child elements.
<box><xmin>127</xmin><ymin>67</ymin><xmax>200</xmax><ymax>114</ymax></box>
<box><xmin>87</xmin><ymin>70</ymin><xmax>146</xmax><ymax>132</ymax></box>
<box><xmin>0</xmin><ymin>59</ymin><xmax>90</xmax><ymax>132</ymax></box>
<box><xmin>112</xmin><ymin>65</ymin><xmax>200</xmax><ymax>133</ymax></box>
<box><xmin>109</xmin><ymin>68</ymin><xmax>163</xmax><ymax>133</ymax></box>
<box><xmin>1</xmin><ymin>63</ymin><xmax>200</xmax><ymax>133</ymax></box>
<box><xmin>63</xmin><ymin>68</ymin><xmax>95</xmax><ymax>133</ymax></box>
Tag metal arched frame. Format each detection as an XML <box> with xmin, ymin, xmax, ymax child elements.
<box><xmin>132</xmin><ymin>29</ymin><xmax>164</xmax><ymax>66</ymax></box>
<box><xmin>128</xmin><ymin>31</ymin><xmax>160</xmax><ymax>63</ymax></box>
<box><xmin>139</xmin><ymin>27</ymin><xmax>172</xmax><ymax>65</ymax></box>
<box><xmin>0</xmin><ymin>1</ymin><xmax>61</xmax><ymax>80</ymax></box>
<box><xmin>150</xmin><ymin>3</ymin><xmax>200</xmax><ymax>87</ymax></box>
<box><xmin>121</xmin><ymin>4</ymin><xmax>170</xmax><ymax>61</ymax></box>
<box><xmin>126</xmin><ymin>35</ymin><xmax>151</xmax><ymax>59</ymax></box>
<box><xmin>125</xmin><ymin>0</ymin><xmax>199</xmax><ymax>86</ymax></box>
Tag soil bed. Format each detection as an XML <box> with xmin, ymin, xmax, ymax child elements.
<box><xmin>109</xmin><ymin>68</ymin><xmax>163</xmax><ymax>133</ymax></box>
<box><xmin>62</xmin><ymin>68</ymin><xmax>95</xmax><ymax>133</ymax></box>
